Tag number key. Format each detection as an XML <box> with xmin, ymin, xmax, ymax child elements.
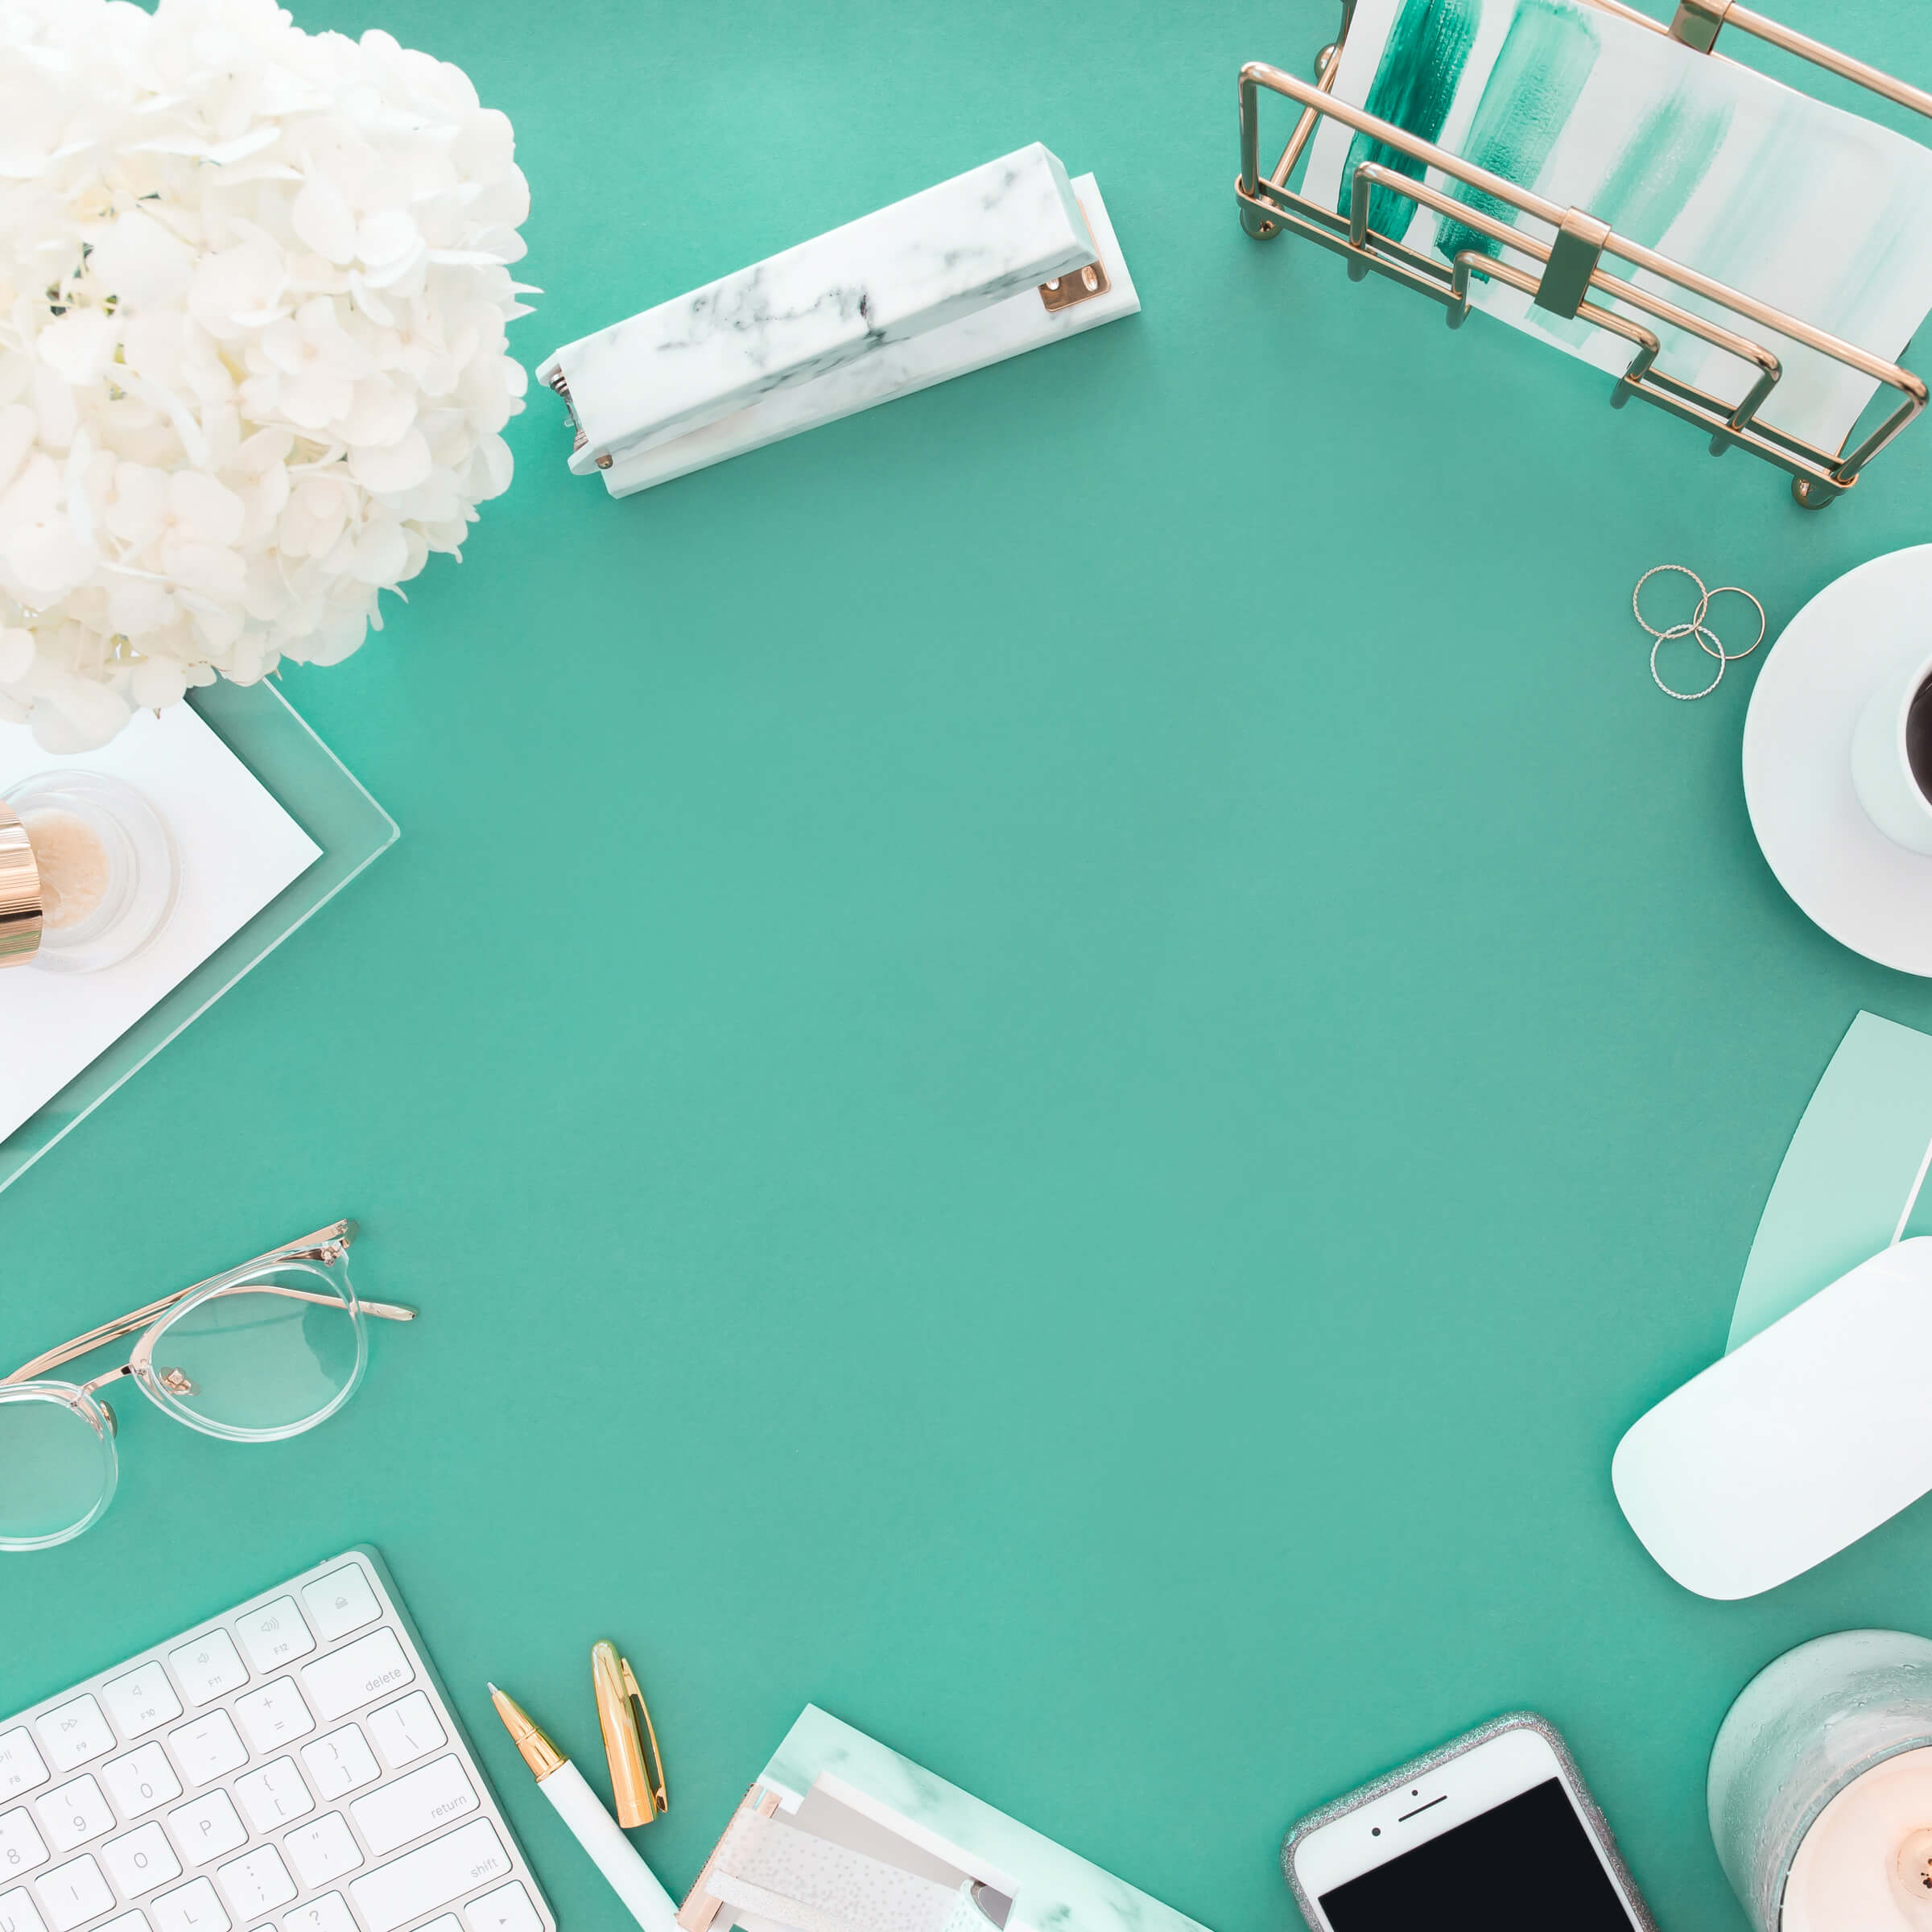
<box><xmin>99</xmin><ymin>1748</ymin><xmax>180</xmax><ymax>1823</ymax></box>
<box><xmin>0</xmin><ymin>1812</ymin><xmax>47</xmax><ymax>1879</ymax></box>
<box><xmin>31</xmin><ymin>1781</ymin><xmax>110</xmax><ymax>1856</ymax></box>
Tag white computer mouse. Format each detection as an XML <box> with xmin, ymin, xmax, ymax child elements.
<box><xmin>1612</xmin><ymin>1236</ymin><xmax>1932</xmax><ymax>1600</ymax></box>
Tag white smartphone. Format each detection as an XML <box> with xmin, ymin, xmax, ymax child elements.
<box><xmin>1282</xmin><ymin>1714</ymin><xmax>1654</xmax><ymax>1932</ymax></box>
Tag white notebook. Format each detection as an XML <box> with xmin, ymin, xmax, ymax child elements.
<box><xmin>0</xmin><ymin>705</ymin><xmax>320</xmax><ymax>1141</ymax></box>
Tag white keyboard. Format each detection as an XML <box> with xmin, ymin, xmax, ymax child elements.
<box><xmin>0</xmin><ymin>1551</ymin><xmax>554</xmax><ymax>1932</ymax></box>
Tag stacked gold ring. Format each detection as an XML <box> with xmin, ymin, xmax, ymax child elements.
<box><xmin>1633</xmin><ymin>565</ymin><xmax>1767</xmax><ymax>702</ymax></box>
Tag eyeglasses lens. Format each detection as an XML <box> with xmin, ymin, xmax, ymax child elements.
<box><xmin>151</xmin><ymin>1266</ymin><xmax>362</xmax><ymax>1435</ymax></box>
<box><xmin>0</xmin><ymin>1393</ymin><xmax>114</xmax><ymax>1549</ymax></box>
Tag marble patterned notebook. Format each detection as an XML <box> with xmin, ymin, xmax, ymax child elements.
<box><xmin>1302</xmin><ymin>0</ymin><xmax>1932</xmax><ymax>452</ymax></box>
<box><xmin>679</xmin><ymin>1707</ymin><xmax>1207</xmax><ymax>1932</ymax></box>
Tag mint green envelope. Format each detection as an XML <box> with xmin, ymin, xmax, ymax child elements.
<box><xmin>1729</xmin><ymin>1012</ymin><xmax>1932</xmax><ymax>1352</ymax></box>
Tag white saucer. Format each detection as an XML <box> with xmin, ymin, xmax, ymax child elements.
<box><xmin>1743</xmin><ymin>543</ymin><xmax>1932</xmax><ymax>976</ymax></box>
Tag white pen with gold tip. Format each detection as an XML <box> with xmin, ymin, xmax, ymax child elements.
<box><xmin>489</xmin><ymin>1646</ymin><xmax>678</xmax><ymax>1932</ymax></box>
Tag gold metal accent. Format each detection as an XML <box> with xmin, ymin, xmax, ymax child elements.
<box><xmin>1670</xmin><ymin>0</ymin><xmax>1731</xmax><ymax>52</ymax></box>
<box><xmin>593</xmin><ymin>1641</ymin><xmax>667</xmax><ymax>1827</ymax></box>
<box><xmin>489</xmin><ymin>1684</ymin><xmax>568</xmax><ymax>1781</ymax></box>
<box><xmin>3</xmin><ymin>1220</ymin><xmax>414</xmax><ymax>1385</ymax></box>
<box><xmin>1040</xmin><ymin>198</ymin><xmax>1113</xmax><ymax>312</ymax></box>
<box><xmin>1537</xmin><ymin>208</ymin><xmax>1612</xmax><ymax>319</ymax></box>
<box><xmin>0</xmin><ymin>799</ymin><xmax>43</xmax><ymax>968</ymax></box>
<box><xmin>1235</xmin><ymin>0</ymin><xmax>1932</xmax><ymax>506</ymax></box>
<box><xmin>547</xmin><ymin>367</ymin><xmax>590</xmax><ymax>456</ymax></box>
<box><xmin>1038</xmin><ymin>260</ymin><xmax>1110</xmax><ymax>311</ymax></box>
<box><xmin>678</xmin><ymin>1785</ymin><xmax>782</xmax><ymax>1932</ymax></box>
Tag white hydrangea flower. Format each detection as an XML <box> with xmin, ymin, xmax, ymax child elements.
<box><xmin>0</xmin><ymin>0</ymin><xmax>535</xmax><ymax>749</ymax></box>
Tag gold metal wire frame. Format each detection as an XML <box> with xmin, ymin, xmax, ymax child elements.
<box><xmin>1236</xmin><ymin>0</ymin><xmax>1932</xmax><ymax>506</ymax></box>
<box><xmin>3</xmin><ymin>1219</ymin><xmax>415</xmax><ymax>1389</ymax></box>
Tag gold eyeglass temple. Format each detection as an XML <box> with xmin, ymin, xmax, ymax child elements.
<box><xmin>2</xmin><ymin>1220</ymin><xmax>415</xmax><ymax>1385</ymax></box>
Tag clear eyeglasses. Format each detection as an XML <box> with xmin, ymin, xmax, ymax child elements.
<box><xmin>0</xmin><ymin>1220</ymin><xmax>414</xmax><ymax>1553</ymax></box>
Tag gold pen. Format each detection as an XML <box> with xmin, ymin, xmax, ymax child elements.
<box><xmin>593</xmin><ymin>1641</ymin><xmax>668</xmax><ymax>1827</ymax></box>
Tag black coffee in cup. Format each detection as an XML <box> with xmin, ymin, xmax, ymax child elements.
<box><xmin>1908</xmin><ymin>671</ymin><xmax>1932</xmax><ymax>804</ymax></box>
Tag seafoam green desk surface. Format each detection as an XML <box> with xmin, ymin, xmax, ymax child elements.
<box><xmin>8</xmin><ymin>4</ymin><xmax>1932</xmax><ymax>1930</ymax></box>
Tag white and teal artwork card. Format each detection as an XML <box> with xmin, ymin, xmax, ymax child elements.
<box><xmin>691</xmin><ymin>1705</ymin><xmax>1208</xmax><ymax>1932</ymax></box>
<box><xmin>1302</xmin><ymin>0</ymin><xmax>1932</xmax><ymax>452</ymax></box>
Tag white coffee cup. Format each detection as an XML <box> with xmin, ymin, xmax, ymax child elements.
<box><xmin>1852</xmin><ymin>646</ymin><xmax>1932</xmax><ymax>855</ymax></box>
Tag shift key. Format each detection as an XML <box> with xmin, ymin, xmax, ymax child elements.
<box><xmin>349</xmin><ymin>1819</ymin><xmax>510</xmax><ymax>1932</ymax></box>
<box><xmin>301</xmin><ymin>1632</ymin><xmax>415</xmax><ymax>1723</ymax></box>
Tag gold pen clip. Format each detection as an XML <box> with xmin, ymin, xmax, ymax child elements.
<box><xmin>592</xmin><ymin>1640</ymin><xmax>667</xmax><ymax>1827</ymax></box>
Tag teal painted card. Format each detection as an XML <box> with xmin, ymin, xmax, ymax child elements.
<box><xmin>1729</xmin><ymin>1011</ymin><xmax>1932</xmax><ymax>1351</ymax></box>
<box><xmin>1305</xmin><ymin>0</ymin><xmax>1932</xmax><ymax>450</ymax></box>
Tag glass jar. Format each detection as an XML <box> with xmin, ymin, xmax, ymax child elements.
<box><xmin>0</xmin><ymin>771</ymin><xmax>178</xmax><ymax>973</ymax></box>
<box><xmin>1710</xmin><ymin>1629</ymin><xmax>1932</xmax><ymax>1931</ymax></box>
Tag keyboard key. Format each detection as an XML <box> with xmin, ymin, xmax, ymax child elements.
<box><xmin>232</xmin><ymin>1602</ymin><xmax>314</xmax><ymax>1677</ymax></box>
<box><xmin>280</xmin><ymin>1897</ymin><xmax>356</xmax><ymax>1932</ymax></box>
<box><xmin>232</xmin><ymin>1761</ymin><xmax>310</xmax><ymax>1835</ymax></box>
<box><xmin>0</xmin><ymin>1814</ymin><xmax>48</xmax><ymax>1880</ymax></box>
<box><xmin>347</xmin><ymin>1820</ymin><xmax>511</xmax><ymax>1932</ymax></box>
<box><xmin>163</xmin><ymin>1794</ymin><xmax>243</xmax><ymax>1866</ymax></box>
<box><xmin>281</xmin><ymin>1895</ymin><xmax>355</xmax><ymax>1932</ymax></box>
<box><xmin>231</xmin><ymin>1682</ymin><xmax>312</xmax><ymax>1757</ymax></box>
<box><xmin>99</xmin><ymin>1913</ymin><xmax>149</xmax><ymax>1932</ymax></box>
<box><xmin>164</xmin><ymin>1637</ymin><xmax>246</xmax><ymax>1709</ymax></box>
<box><xmin>299</xmin><ymin>1567</ymin><xmax>380</xmax><ymax>1645</ymax></box>
<box><xmin>97</xmin><ymin>1750</ymin><xmax>179</xmax><ymax>1826</ymax></box>
<box><xmin>31</xmin><ymin>1781</ymin><xmax>112</xmax><ymax>1856</ymax></box>
<box><xmin>97</xmin><ymin>1670</ymin><xmax>180</xmax><ymax>1745</ymax></box>
<box><xmin>364</xmin><ymin>1697</ymin><xmax>444</xmax><ymax>1772</ymax></box>
<box><xmin>300</xmin><ymin>1633</ymin><xmax>412</xmax><ymax>1725</ymax></box>
<box><xmin>31</xmin><ymin>1704</ymin><xmax>113</xmax><ymax>1777</ymax></box>
<box><xmin>0</xmin><ymin>1890</ymin><xmax>47</xmax><ymax>1932</ymax></box>
<box><xmin>280</xmin><ymin>1817</ymin><xmax>361</xmax><ymax>1891</ymax></box>
<box><xmin>33</xmin><ymin>1855</ymin><xmax>113</xmax><ymax>1932</ymax></box>
<box><xmin>213</xmin><ymin>1847</ymin><xmax>293</xmax><ymax>1920</ymax></box>
<box><xmin>149</xmin><ymin>1878</ymin><xmax>228</xmax><ymax>1932</ymax></box>
<box><xmin>349</xmin><ymin>1757</ymin><xmax>477</xmax><ymax>1858</ymax></box>
<box><xmin>162</xmin><ymin>1716</ymin><xmax>243</xmax><ymax>1790</ymax></box>
<box><xmin>0</xmin><ymin>1739</ymin><xmax>49</xmax><ymax>1805</ymax></box>
<box><xmin>99</xmin><ymin>1827</ymin><xmax>180</xmax><ymax>1901</ymax></box>
<box><xmin>463</xmin><ymin>1882</ymin><xmax>540</xmax><ymax>1932</ymax></box>
<box><xmin>296</xmin><ymin>1732</ymin><xmax>377</xmax><ymax>1805</ymax></box>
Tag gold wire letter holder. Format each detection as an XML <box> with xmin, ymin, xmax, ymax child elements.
<box><xmin>1236</xmin><ymin>0</ymin><xmax>1932</xmax><ymax>507</ymax></box>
